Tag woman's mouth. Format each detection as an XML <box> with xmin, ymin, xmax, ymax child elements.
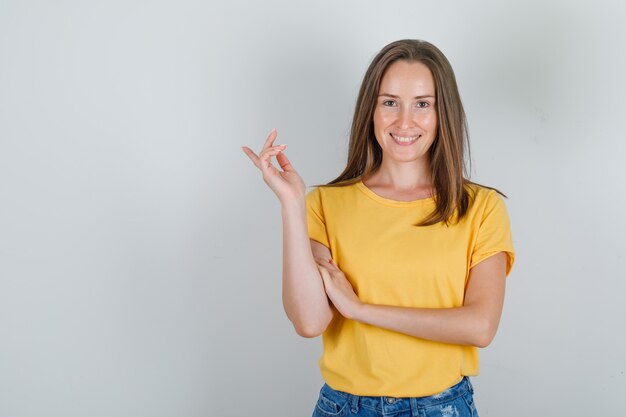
<box><xmin>390</xmin><ymin>133</ymin><xmax>420</xmax><ymax>145</ymax></box>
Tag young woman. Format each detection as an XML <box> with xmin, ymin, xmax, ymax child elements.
<box><xmin>242</xmin><ymin>39</ymin><xmax>515</xmax><ymax>417</ymax></box>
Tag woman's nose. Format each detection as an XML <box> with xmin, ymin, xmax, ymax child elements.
<box><xmin>396</xmin><ymin>107</ymin><xmax>414</xmax><ymax>129</ymax></box>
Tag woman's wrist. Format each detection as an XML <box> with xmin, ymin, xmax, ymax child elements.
<box><xmin>280</xmin><ymin>194</ymin><xmax>306</xmax><ymax>211</ymax></box>
<box><xmin>347</xmin><ymin>300</ymin><xmax>369</xmax><ymax>322</ymax></box>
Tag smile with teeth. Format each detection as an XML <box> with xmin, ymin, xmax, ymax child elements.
<box><xmin>390</xmin><ymin>133</ymin><xmax>421</xmax><ymax>143</ymax></box>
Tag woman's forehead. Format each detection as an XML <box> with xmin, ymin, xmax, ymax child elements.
<box><xmin>379</xmin><ymin>61</ymin><xmax>436</xmax><ymax>96</ymax></box>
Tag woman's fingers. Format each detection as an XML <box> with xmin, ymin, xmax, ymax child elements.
<box><xmin>261</xmin><ymin>128</ymin><xmax>278</xmax><ymax>151</ymax></box>
<box><xmin>316</xmin><ymin>263</ymin><xmax>333</xmax><ymax>277</ymax></box>
<box><xmin>259</xmin><ymin>145</ymin><xmax>287</xmax><ymax>172</ymax></box>
<box><xmin>276</xmin><ymin>151</ymin><xmax>294</xmax><ymax>172</ymax></box>
<box><xmin>327</xmin><ymin>259</ymin><xmax>340</xmax><ymax>271</ymax></box>
<box><xmin>241</xmin><ymin>146</ymin><xmax>261</xmax><ymax>168</ymax></box>
<box><xmin>242</xmin><ymin>129</ymin><xmax>280</xmax><ymax>170</ymax></box>
<box><xmin>317</xmin><ymin>265</ymin><xmax>331</xmax><ymax>287</ymax></box>
<box><xmin>315</xmin><ymin>258</ymin><xmax>332</xmax><ymax>267</ymax></box>
<box><xmin>243</xmin><ymin>145</ymin><xmax>287</xmax><ymax>172</ymax></box>
<box><xmin>318</xmin><ymin>269</ymin><xmax>329</xmax><ymax>292</ymax></box>
<box><xmin>316</xmin><ymin>258</ymin><xmax>339</xmax><ymax>272</ymax></box>
<box><xmin>259</xmin><ymin>144</ymin><xmax>287</xmax><ymax>159</ymax></box>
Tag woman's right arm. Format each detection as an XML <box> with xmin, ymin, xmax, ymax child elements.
<box><xmin>242</xmin><ymin>129</ymin><xmax>334</xmax><ymax>337</ymax></box>
<box><xmin>281</xmin><ymin>200</ymin><xmax>334</xmax><ymax>337</ymax></box>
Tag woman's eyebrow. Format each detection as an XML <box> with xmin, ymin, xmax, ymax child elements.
<box><xmin>378</xmin><ymin>93</ymin><xmax>435</xmax><ymax>99</ymax></box>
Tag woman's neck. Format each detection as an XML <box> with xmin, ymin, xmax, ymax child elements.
<box><xmin>362</xmin><ymin>160</ymin><xmax>435</xmax><ymax>201</ymax></box>
<box><xmin>365</xmin><ymin>159</ymin><xmax>433</xmax><ymax>191</ymax></box>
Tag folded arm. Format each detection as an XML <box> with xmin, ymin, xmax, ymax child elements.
<box><xmin>317</xmin><ymin>251</ymin><xmax>508</xmax><ymax>347</ymax></box>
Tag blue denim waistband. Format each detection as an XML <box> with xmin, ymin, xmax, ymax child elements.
<box><xmin>320</xmin><ymin>376</ymin><xmax>473</xmax><ymax>415</ymax></box>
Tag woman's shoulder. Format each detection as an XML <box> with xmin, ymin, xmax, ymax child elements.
<box><xmin>307</xmin><ymin>180</ymin><xmax>361</xmax><ymax>197</ymax></box>
<box><xmin>464</xmin><ymin>182</ymin><xmax>509</xmax><ymax>217</ymax></box>
<box><xmin>465</xmin><ymin>181</ymin><xmax>508</xmax><ymax>209</ymax></box>
<box><xmin>466</xmin><ymin>181</ymin><xmax>504</xmax><ymax>198</ymax></box>
<box><xmin>305</xmin><ymin>181</ymin><xmax>362</xmax><ymax>211</ymax></box>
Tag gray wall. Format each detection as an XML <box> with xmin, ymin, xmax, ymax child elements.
<box><xmin>1</xmin><ymin>1</ymin><xmax>624</xmax><ymax>416</ymax></box>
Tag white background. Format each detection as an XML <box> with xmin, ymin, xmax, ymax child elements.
<box><xmin>1</xmin><ymin>1</ymin><xmax>625</xmax><ymax>416</ymax></box>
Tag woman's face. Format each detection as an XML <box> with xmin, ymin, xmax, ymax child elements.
<box><xmin>372</xmin><ymin>60</ymin><xmax>438</xmax><ymax>166</ymax></box>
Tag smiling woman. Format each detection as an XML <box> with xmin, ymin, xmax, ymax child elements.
<box><xmin>242</xmin><ymin>39</ymin><xmax>515</xmax><ymax>417</ymax></box>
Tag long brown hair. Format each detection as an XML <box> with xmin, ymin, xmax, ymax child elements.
<box><xmin>323</xmin><ymin>39</ymin><xmax>501</xmax><ymax>226</ymax></box>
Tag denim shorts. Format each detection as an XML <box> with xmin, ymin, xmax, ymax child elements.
<box><xmin>312</xmin><ymin>377</ymin><xmax>478</xmax><ymax>417</ymax></box>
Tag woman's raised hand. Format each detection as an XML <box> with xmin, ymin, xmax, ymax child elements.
<box><xmin>242</xmin><ymin>129</ymin><xmax>306</xmax><ymax>204</ymax></box>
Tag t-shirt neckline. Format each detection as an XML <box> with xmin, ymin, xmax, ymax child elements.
<box><xmin>355</xmin><ymin>180</ymin><xmax>436</xmax><ymax>207</ymax></box>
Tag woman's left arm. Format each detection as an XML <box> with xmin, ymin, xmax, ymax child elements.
<box><xmin>317</xmin><ymin>251</ymin><xmax>508</xmax><ymax>348</ymax></box>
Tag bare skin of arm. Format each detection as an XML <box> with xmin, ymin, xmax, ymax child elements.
<box><xmin>242</xmin><ymin>130</ymin><xmax>333</xmax><ymax>337</ymax></box>
<box><xmin>316</xmin><ymin>252</ymin><xmax>508</xmax><ymax>348</ymax></box>
<box><xmin>280</xmin><ymin>199</ymin><xmax>334</xmax><ymax>337</ymax></box>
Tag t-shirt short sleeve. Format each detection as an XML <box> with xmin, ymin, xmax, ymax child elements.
<box><xmin>469</xmin><ymin>190</ymin><xmax>516</xmax><ymax>276</ymax></box>
<box><xmin>305</xmin><ymin>187</ymin><xmax>330</xmax><ymax>248</ymax></box>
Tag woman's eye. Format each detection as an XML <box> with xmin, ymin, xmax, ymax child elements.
<box><xmin>416</xmin><ymin>101</ymin><xmax>430</xmax><ymax>108</ymax></box>
<box><xmin>382</xmin><ymin>100</ymin><xmax>396</xmax><ymax>107</ymax></box>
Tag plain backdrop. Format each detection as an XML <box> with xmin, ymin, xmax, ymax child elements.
<box><xmin>1</xmin><ymin>1</ymin><xmax>625</xmax><ymax>416</ymax></box>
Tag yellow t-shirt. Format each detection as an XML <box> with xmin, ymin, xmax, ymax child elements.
<box><xmin>305</xmin><ymin>180</ymin><xmax>515</xmax><ymax>397</ymax></box>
